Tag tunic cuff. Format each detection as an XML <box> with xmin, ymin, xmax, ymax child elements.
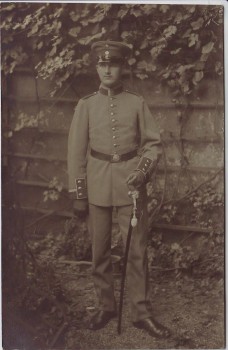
<box><xmin>136</xmin><ymin>157</ymin><xmax>156</xmax><ymax>177</ymax></box>
<box><xmin>69</xmin><ymin>177</ymin><xmax>87</xmax><ymax>199</ymax></box>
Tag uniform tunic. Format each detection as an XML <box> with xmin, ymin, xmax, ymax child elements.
<box><xmin>68</xmin><ymin>85</ymin><xmax>161</xmax><ymax>206</ymax></box>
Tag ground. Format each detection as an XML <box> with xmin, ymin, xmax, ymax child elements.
<box><xmin>2</xmin><ymin>226</ymin><xmax>225</xmax><ymax>350</ymax></box>
<box><xmin>59</xmin><ymin>261</ymin><xmax>225</xmax><ymax>350</ymax></box>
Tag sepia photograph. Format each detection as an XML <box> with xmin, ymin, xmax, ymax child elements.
<box><xmin>1</xmin><ymin>1</ymin><xmax>225</xmax><ymax>349</ymax></box>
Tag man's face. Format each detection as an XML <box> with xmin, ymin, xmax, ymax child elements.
<box><xmin>96</xmin><ymin>62</ymin><xmax>123</xmax><ymax>88</ymax></box>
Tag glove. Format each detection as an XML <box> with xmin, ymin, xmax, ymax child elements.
<box><xmin>126</xmin><ymin>170</ymin><xmax>145</xmax><ymax>190</ymax></box>
<box><xmin>73</xmin><ymin>199</ymin><xmax>88</xmax><ymax>219</ymax></box>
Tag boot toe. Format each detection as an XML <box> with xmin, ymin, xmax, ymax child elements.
<box><xmin>133</xmin><ymin>317</ymin><xmax>171</xmax><ymax>339</ymax></box>
<box><xmin>88</xmin><ymin>310</ymin><xmax>117</xmax><ymax>331</ymax></box>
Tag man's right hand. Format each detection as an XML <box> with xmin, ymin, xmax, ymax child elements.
<box><xmin>73</xmin><ymin>199</ymin><xmax>88</xmax><ymax>218</ymax></box>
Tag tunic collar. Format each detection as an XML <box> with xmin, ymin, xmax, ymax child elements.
<box><xmin>99</xmin><ymin>83</ymin><xmax>123</xmax><ymax>96</ymax></box>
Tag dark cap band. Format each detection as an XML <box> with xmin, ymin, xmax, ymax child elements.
<box><xmin>91</xmin><ymin>40</ymin><xmax>131</xmax><ymax>63</ymax></box>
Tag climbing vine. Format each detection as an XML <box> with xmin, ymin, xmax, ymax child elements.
<box><xmin>1</xmin><ymin>3</ymin><xmax>223</xmax><ymax>96</ymax></box>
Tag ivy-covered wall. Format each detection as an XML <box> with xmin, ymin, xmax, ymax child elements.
<box><xmin>1</xmin><ymin>3</ymin><xmax>224</xmax><ymax>231</ymax></box>
<box><xmin>2</xmin><ymin>68</ymin><xmax>223</xmax><ymax>225</ymax></box>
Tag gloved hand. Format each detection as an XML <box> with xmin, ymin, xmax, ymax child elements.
<box><xmin>126</xmin><ymin>170</ymin><xmax>145</xmax><ymax>190</ymax></box>
<box><xmin>73</xmin><ymin>199</ymin><xmax>88</xmax><ymax>219</ymax></box>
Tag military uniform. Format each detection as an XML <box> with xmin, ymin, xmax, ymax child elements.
<box><xmin>68</xmin><ymin>41</ymin><xmax>162</xmax><ymax>324</ymax></box>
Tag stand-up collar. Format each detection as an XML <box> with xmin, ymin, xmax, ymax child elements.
<box><xmin>99</xmin><ymin>83</ymin><xmax>123</xmax><ymax>96</ymax></box>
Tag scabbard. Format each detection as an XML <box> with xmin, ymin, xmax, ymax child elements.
<box><xmin>117</xmin><ymin>214</ymin><xmax>133</xmax><ymax>335</ymax></box>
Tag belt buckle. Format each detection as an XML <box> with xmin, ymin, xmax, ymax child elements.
<box><xmin>111</xmin><ymin>154</ymin><xmax>120</xmax><ymax>162</ymax></box>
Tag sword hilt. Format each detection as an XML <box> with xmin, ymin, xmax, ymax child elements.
<box><xmin>128</xmin><ymin>190</ymin><xmax>139</xmax><ymax>227</ymax></box>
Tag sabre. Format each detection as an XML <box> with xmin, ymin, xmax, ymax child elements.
<box><xmin>117</xmin><ymin>190</ymin><xmax>139</xmax><ymax>335</ymax></box>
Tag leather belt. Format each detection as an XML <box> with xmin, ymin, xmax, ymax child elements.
<box><xmin>91</xmin><ymin>149</ymin><xmax>137</xmax><ymax>163</ymax></box>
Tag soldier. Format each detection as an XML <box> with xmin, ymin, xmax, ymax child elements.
<box><xmin>68</xmin><ymin>40</ymin><xmax>170</xmax><ymax>338</ymax></box>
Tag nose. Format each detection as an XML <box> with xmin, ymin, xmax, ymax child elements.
<box><xmin>105</xmin><ymin>64</ymin><xmax>111</xmax><ymax>75</ymax></box>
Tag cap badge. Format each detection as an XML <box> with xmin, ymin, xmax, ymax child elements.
<box><xmin>104</xmin><ymin>50</ymin><xmax>110</xmax><ymax>59</ymax></box>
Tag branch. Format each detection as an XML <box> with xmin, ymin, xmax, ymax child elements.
<box><xmin>149</xmin><ymin>140</ymin><xmax>168</xmax><ymax>224</ymax></box>
<box><xmin>162</xmin><ymin>167</ymin><xmax>223</xmax><ymax>207</ymax></box>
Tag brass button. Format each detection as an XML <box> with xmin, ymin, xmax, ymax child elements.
<box><xmin>113</xmin><ymin>135</ymin><xmax>116</xmax><ymax>139</ymax></box>
<box><xmin>114</xmin><ymin>144</ymin><xmax>117</xmax><ymax>147</ymax></box>
<box><xmin>111</xmin><ymin>112</ymin><xmax>114</xmax><ymax>116</ymax></box>
<box><xmin>112</xmin><ymin>127</ymin><xmax>116</xmax><ymax>131</ymax></box>
<box><xmin>112</xmin><ymin>119</ymin><xmax>115</xmax><ymax>122</ymax></box>
<box><xmin>110</xmin><ymin>104</ymin><xmax>114</xmax><ymax>107</ymax></box>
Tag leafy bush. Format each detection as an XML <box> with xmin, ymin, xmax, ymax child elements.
<box><xmin>58</xmin><ymin>217</ymin><xmax>92</xmax><ymax>261</ymax></box>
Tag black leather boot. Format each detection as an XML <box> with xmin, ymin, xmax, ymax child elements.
<box><xmin>133</xmin><ymin>317</ymin><xmax>171</xmax><ymax>338</ymax></box>
<box><xmin>88</xmin><ymin>310</ymin><xmax>117</xmax><ymax>331</ymax></box>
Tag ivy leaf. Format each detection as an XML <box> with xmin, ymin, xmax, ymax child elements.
<box><xmin>130</xmin><ymin>7</ymin><xmax>141</xmax><ymax>17</ymax></box>
<box><xmin>70</xmin><ymin>12</ymin><xmax>80</xmax><ymax>22</ymax></box>
<box><xmin>162</xmin><ymin>71</ymin><xmax>170</xmax><ymax>79</ymax></box>
<box><xmin>136</xmin><ymin>73</ymin><xmax>148</xmax><ymax>80</ymax></box>
<box><xmin>117</xmin><ymin>7</ymin><xmax>129</xmax><ymax>18</ymax></box>
<box><xmin>90</xmin><ymin>11</ymin><xmax>105</xmax><ymax>23</ymax></box>
<box><xmin>171</xmin><ymin>243</ymin><xmax>180</xmax><ymax>251</ymax></box>
<box><xmin>142</xmin><ymin>4</ymin><xmax>157</xmax><ymax>15</ymax></box>
<box><xmin>174</xmin><ymin>12</ymin><xmax>183</xmax><ymax>24</ymax></box>
<box><xmin>1</xmin><ymin>4</ymin><xmax>15</xmax><ymax>11</ymax></box>
<box><xmin>192</xmin><ymin>71</ymin><xmax>204</xmax><ymax>85</ymax></box>
<box><xmin>163</xmin><ymin>25</ymin><xmax>177</xmax><ymax>39</ymax></box>
<box><xmin>159</xmin><ymin>5</ymin><xmax>169</xmax><ymax>13</ymax></box>
<box><xmin>188</xmin><ymin>6</ymin><xmax>196</xmax><ymax>14</ymax></box>
<box><xmin>121</xmin><ymin>31</ymin><xmax>129</xmax><ymax>40</ymax></box>
<box><xmin>140</xmin><ymin>39</ymin><xmax>148</xmax><ymax>50</ymax></box>
<box><xmin>148</xmin><ymin>63</ymin><xmax>156</xmax><ymax>72</ymax></box>
<box><xmin>167</xmin><ymin>79</ymin><xmax>176</xmax><ymax>88</ymax></box>
<box><xmin>37</xmin><ymin>41</ymin><xmax>43</xmax><ymax>50</ymax></box>
<box><xmin>68</xmin><ymin>26</ymin><xmax>81</xmax><ymax>37</ymax></box>
<box><xmin>49</xmin><ymin>45</ymin><xmax>57</xmax><ymax>57</ymax></box>
<box><xmin>181</xmin><ymin>81</ymin><xmax>190</xmax><ymax>94</ymax></box>
<box><xmin>188</xmin><ymin>33</ymin><xmax>199</xmax><ymax>47</ymax></box>
<box><xmin>176</xmin><ymin>64</ymin><xmax>194</xmax><ymax>75</ymax></box>
<box><xmin>128</xmin><ymin>58</ymin><xmax>136</xmax><ymax>66</ymax></box>
<box><xmin>78</xmin><ymin>28</ymin><xmax>106</xmax><ymax>45</ymax></box>
<box><xmin>170</xmin><ymin>48</ymin><xmax>181</xmax><ymax>55</ymax></box>
<box><xmin>137</xmin><ymin>60</ymin><xmax>147</xmax><ymax>70</ymax></box>
<box><xmin>215</xmin><ymin>61</ymin><xmax>223</xmax><ymax>75</ymax></box>
<box><xmin>137</xmin><ymin>60</ymin><xmax>156</xmax><ymax>72</ymax></box>
<box><xmin>150</xmin><ymin>44</ymin><xmax>164</xmax><ymax>58</ymax></box>
<box><xmin>202</xmin><ymin>41</ymin><xmax>214</xmax><ymax>54</ymax></box>
<box><xmin>182</xmin><ymin>29</ymin><xmax>192</xmax><ymax>39</ymax></box>
<box><xmin>27</xmin><ymin>23</ymin><xmax>39</xmax><ymax>37</ymax></box>
<box><xmin>191</xmin><ymin>17</ymin><xmax>204</xmax><ymax>30</ymax></box>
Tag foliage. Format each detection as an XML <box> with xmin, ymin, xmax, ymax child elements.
<box><xmin>147</xmin><ymin>180</ymin><xmax>224</xmax><ymax>280</ymax></box>
<box><xmin>14</xmin><ymin>111</ymin><xmax>48</xmax><ymax>131</ymax></box>
<box><xmin>2</xmin><ymin>205</ymin><xmax>68</xmax><ymax>347</ymax></box>
<box><xmin>43</xmin><ymin>176</ymin><xmax>64</xmax><ymax>202</ymax></box>
<box><xmin>148</xmin><ymin>224</ymin><xmax>224</xmax><ymax>281</ymax></box>
<box><xmin>58</xmin><ymin>217</ymin><xmax>92</xmax><ymax>261</ymax></box>
<box><xmin>1</xmin><ymin>3</ymin><xmax>223</xmax><ymax>96</ymax></box>
<box><xmin>148</xmin><ymin>175</ymin><xmax>224</xmax><ymax>226</ymax></box>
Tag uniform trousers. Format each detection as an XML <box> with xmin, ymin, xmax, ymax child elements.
<box><xmin>88</xmin><ymin>196</ymin><xmax>152</xmax><ymax>322</ymax></box>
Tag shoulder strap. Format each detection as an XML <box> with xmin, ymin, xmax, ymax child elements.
<box><xmin>82</xmin><ymin>91</ymin><xmax>98</xmax><ymax>100</ymax></box>
<box><xmin>124</xmin><ymin>89</ymin><xmax>141</xmax><ymax>97</ymax></box>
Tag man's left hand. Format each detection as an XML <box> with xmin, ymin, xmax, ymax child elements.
<box><xmin>126</xmin><ymin>170</ymin><xmax>145</xmax><ymax>190</ymax></box>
